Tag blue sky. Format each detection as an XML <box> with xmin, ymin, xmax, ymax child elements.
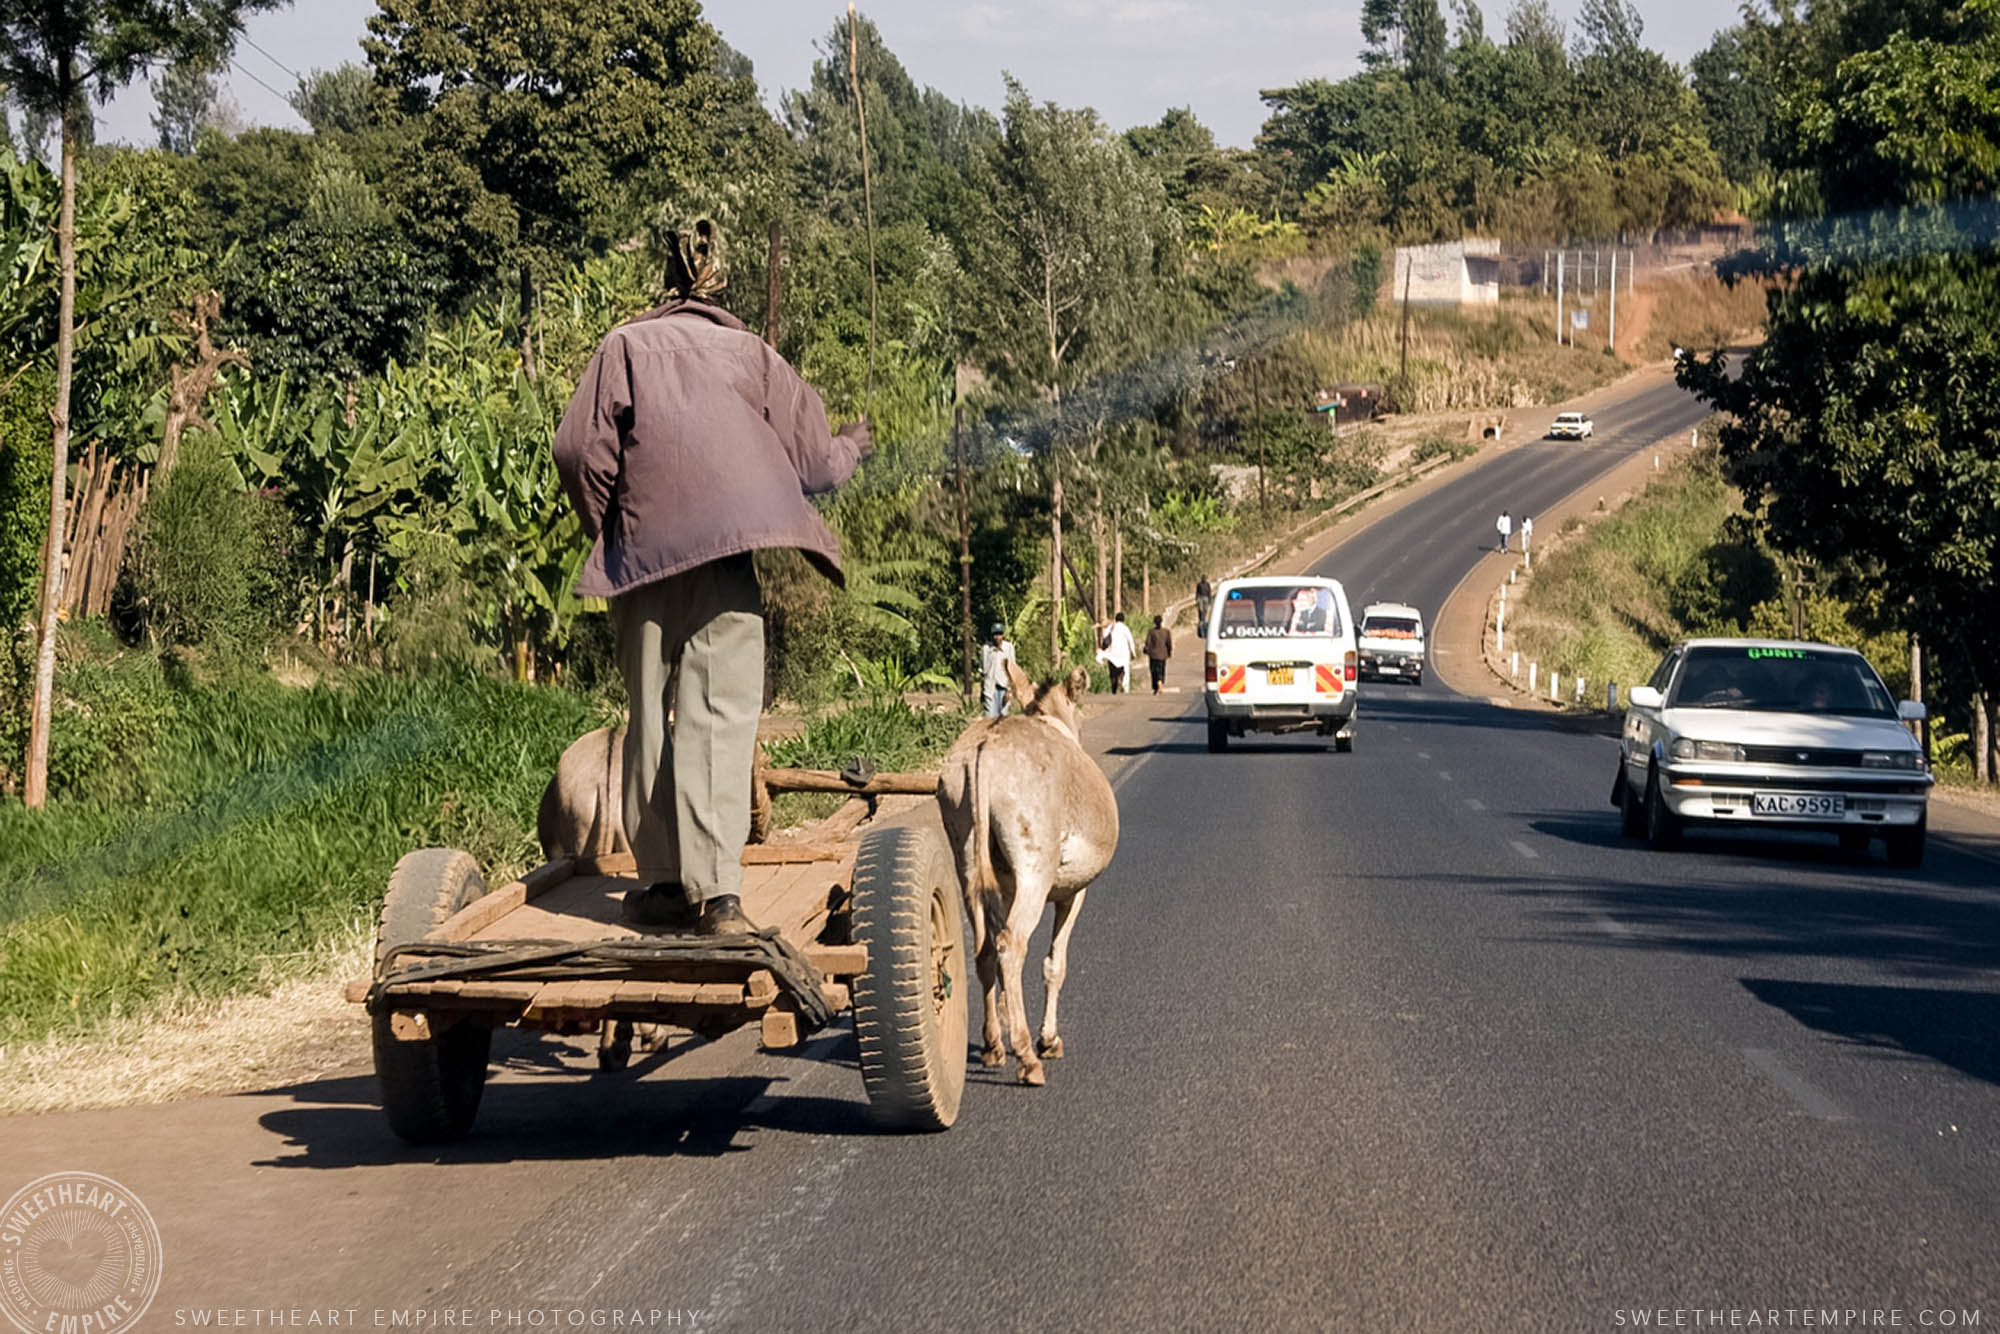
<box><xmin>92</xmin><ymin>0</ymin><xmax>1745</xmax><ymax>153</ymax></box>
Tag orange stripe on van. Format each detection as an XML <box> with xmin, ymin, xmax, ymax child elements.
<box><xmin>1316</xmin><ymin>664</ymin><xmax>1341</xmax><ymax>694</ymax></box>
<box><xmin>1219</xmin><ymin>666</ymin><xmax>1246</xmax><ymax>694</ymax></box>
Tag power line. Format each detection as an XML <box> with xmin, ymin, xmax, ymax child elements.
<box><xmin>239</xmin><ymin>34</ymin><xmax>304</xmax><ymax>85</ymax></box>
<box><xmin>228</xmin><ymin>54</ymin><xmax>296</xmax><ymax>111</ymax></box>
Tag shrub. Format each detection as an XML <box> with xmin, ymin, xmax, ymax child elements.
<box><xmin>129</xmin><ymin>441</ymin><xmax>289</xmax><ymax>653</ymax></box>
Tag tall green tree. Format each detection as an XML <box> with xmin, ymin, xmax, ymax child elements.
<box><xmin>364</xmin><ymin>0</ymin><xmax>737</xmax><ymax>325</ymax></box>
<box><xmin>289</xmin><ymin>61</ymin><xmax>372</xmax><ymax>136</ymax></box>
<box><xmin>0</xmin><ymin>0</ymin><xmax>285</xmax><ymax>811</ymax></box>
<box><xmin>969</xmin><ymin>79</ymin><xmax>1179</xmax><ymax>661</ymax></box>
<box><xmin>150</xmin><ymin>52</ymin><xmax>214</xmax><ymax>153</ymax></box>
<box><xmin>1683</xmin><ymin>8</ymin><xmax>2000</xmax><ymax>731</ymax></box>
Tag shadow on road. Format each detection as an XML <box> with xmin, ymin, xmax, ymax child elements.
<box><xmin>1739</xmin><ymin>977</ymin><xmax>2000</xmax><ymax>1090</ymax></box>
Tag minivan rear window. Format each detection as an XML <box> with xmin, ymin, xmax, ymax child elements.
<box><xmin>1362</xmin><ymin>616</ymin><xmax>1421</xmax><ymax>638</ymax></box>
<box><xmin>1216</xmin><ymin>585</ymin><xmax>1342</xmax><ymax>639</ymax></box>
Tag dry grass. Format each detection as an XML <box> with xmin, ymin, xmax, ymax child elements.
<box><xmin>1298</xmin><ymin>292</ymin><xmax>1625</xmax><ymax>413</ymax></box>
<box><xmin>0</xmin><ymin>919</ymin><xmax>373</xmax><ymax>1116</ymax></box>
<box><xmin>1635</xmin><ymin>270</ymin><xmax>1771</xmax><ymax>360</ymax></box>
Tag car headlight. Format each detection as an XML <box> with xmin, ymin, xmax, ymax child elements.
<box><xmin>1859</xmin><ymin>751</ymin><xmax>1919</xmax><ymax>770</ymax></box>
<box><xmin>1671</xmin><ymin>738</ymin><xmax>1745</xmax><ymax>762</ymax></box>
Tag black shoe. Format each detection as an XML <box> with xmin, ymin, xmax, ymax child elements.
<box><xmin>693</xmin><ymin>894</ymin><xmax>757</xmax><ymax>936</ymax></box>
<box><xmin>624</xmin><ymin>882</ymin><xmax>697</xmax><ymax>928</ymax></box>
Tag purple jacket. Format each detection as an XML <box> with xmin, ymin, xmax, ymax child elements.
<box><xmin>553</xmin><ymin>300</ymin><xmax>862</xmax><ymax>598</ymax></box>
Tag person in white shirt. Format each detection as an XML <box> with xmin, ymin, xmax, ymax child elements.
<box><xmin>981</xmin><ymin>623</ymin><xmax>1017</xmax><ymax>717</ymax></box>
<box><xmin>1496</xmin><ymin>509</ymin><xmax>1513</xmax><ymax>553</ymax></box>
<box><xmin>1520</xmin><ymin>514</ymin><xmax>1534</xmax><ymax>555</ymax></box>
<box><xmin>1097</xmin><ymin>611</ymin><xmax>1138</xmax><ymax>693</ymax></box>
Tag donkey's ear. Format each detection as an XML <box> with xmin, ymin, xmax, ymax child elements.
<box><xmin>1004</xmin><ymin>657</ymin><xmax>1034</xmax><ymax>706</ymax></box>
<box><xmin>1064</xmin><ymin>666</ymin><xmax>1092</xmax><ymax>699</ymax></box>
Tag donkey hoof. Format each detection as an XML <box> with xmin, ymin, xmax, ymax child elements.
<box><xmin>1017</xmin><ymin>1062</ymin><xmax>1047</xmax><ymax>1086</ymax></box>
<box><xmin>980</xmin><ymin>1044</ymin><xmax>1006</xmax><ymax>1068</ymax></box>
<box><xmin>1037</xmin><ymin>1036</ymin><xmax>1064</xmax><ymax>1059</ymax></box>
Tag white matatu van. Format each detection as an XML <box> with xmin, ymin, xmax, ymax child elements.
<box><xmin>1203</xmin><ymin>576</ymin><xmax>1359</xmax><ymax>753</ymax></box>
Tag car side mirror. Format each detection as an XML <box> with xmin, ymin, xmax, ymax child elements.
<box><xmin>1627</xmin><ymin>686</ymin><xmax>1663</xmax><ymax>710</ymax></box>
<box><xmin>1897</xmin><ymin>700</ymin><xmax>1927</xmax><ymax>722</ymax></box>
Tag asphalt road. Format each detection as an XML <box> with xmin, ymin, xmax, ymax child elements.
<box><xmin>17</xmin><ymin>373</ymin><xmax>1997</xmax><ymax>1331</ymax></box>
<box><xmin>416</xmin><ymin>373</ymin><xmax>1996</xmax><ymax>1326</ymax></box>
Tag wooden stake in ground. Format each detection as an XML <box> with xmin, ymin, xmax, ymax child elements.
<box><xmin>847</xmin><ymin>3</ymin><xmax>879</xmax><ymax>415</ymax></box>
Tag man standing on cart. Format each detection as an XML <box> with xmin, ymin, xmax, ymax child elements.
<box><xmin>554</xmin><ymin>217</ymin><xmax>870</xmax><ymax>935</ymax></box>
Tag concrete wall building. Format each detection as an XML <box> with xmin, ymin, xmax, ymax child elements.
<box><xmin>1390</xmin><ymin>239</ymin><xmax>1502</xmax><ymax>306</ymax></box>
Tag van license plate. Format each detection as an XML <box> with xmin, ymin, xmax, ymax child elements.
<box><xmin>1751</xmin><ymin>793</ymin><xmax>1845</xmax><ymax>818</ymax></box>
<box><xmin>1266</xmin><ymin>667</ymin><xmax>1294</xmax><ymax>686</ymax></box>
<box><xmin>1378</xmin><ymin>663</ymin><xmax>1400</xmax><ymax>674</ymax></box>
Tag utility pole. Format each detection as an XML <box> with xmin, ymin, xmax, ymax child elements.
<box><xmin>955</xmin><ymin>405</ymin><xmax>973</xmax><ymax>705</ymax></box>
<box><xmin>1609</xmin><ymin>250</ymin><xmax>1617</xmax><ymax>354</ymax></box>
<box><xmin>764</xmin><ymin>222</ymin><xmax>781</xmax><ymax>348</ymax></box>
<box><xmin>1555</xmin><ymin>249</ymin><xmax>1565</xmax><ymax>346</ymax></box>
<box><xmin>1398</xmin><ymin>249</ymin><xmax>1414</xmax><ymax>384</ymax></box>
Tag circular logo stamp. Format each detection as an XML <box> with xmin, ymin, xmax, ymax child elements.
<box><xmin>0</xmin><ymin>1173</ymin><xmax>162</xmax><ymax>1334</ymax></box>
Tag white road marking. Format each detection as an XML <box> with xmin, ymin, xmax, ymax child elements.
<box><xmin>1743</xmin><ymin>1047</ymin><xmax>1851</xmax><ymax>1122</ymax></box>
<box><xmin>1436</xmin><ymin>770</ymin><xmax>1454</xmax><ymax>783</ymax></box>
<box><xmin>1417</xmin><ymin>751</ymin><xmax>1432</xmax><ymax>760</ymax></box>
<box><xmin>1591</xmin><ymin>910</ymin><xmax>1631</xmax><ymax>938</ymax></box>
<box><xmin>1508</xmin><ymin>839</ymin><xmax>1540</xmax><ymax>860</ymax></box>
<box><xmin>1465</xmin><ymin>798</ymin><xmax>1486</xmax><ymax>811</ymax></box>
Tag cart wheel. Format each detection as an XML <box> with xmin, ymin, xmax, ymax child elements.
<box><xmin>850</xmin><ymin>826</ymin><xmax>968</xmax><ymax>1131</ymax></box>
<box><xmin>373</xmin><ymin>848</ymin><xmax>493</xmax><ymax>1143</ymax></box>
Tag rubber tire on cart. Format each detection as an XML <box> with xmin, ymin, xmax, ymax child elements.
<box><xmin>1617</xmin><ymin>768</ymin><xmax>1646</xmax><ymax>838</ymax></box>
<box><xmin>850</xmin><ymin>826</ymin><xmax>968</xmax><ymax>1131</ymax></box>
<box><xmin>1207</xmin><ymin>719</ymin><xmax>1229</xmax><ymax>752</ymax></box>
<box><xmin>1644</xmin><ymin>767</ymin><xmax>1681</xmax><ymax>851</ymax></box>
<box><xmin>1334</xmin><ymin>730</ymin><xmax>1354</xmax><ymax>754</ymax></box>
<box><xmin>1885</xmin><ymin>817</ymin><xmax>1926</xmax><ymax>869</ymax></box>
<box><xmin>372</xmin><ymin>848</ymin><xmax>493</xmax><ymax>1144</ymax></box>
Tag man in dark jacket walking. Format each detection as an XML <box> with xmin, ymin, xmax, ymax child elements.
<box><xmin>1143</xmin><ymin>615</ymin><xmax>1173</xmax><ymax>694</ymax></box>
<box><xmin>554</xmin><ymin>218</ymin><xmax>869</xmax><ymax>933</ymax></box>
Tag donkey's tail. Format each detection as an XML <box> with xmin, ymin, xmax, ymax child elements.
<box><xmin>969</xmin><ymin>737</ymin><xmax>996</xmax><ymax>894</ymax></box>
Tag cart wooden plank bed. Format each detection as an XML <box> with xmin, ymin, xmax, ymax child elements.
<box><xmin>346</xmin><ymin>788</ymin><xmax>967</xmax><ymax>1144</ymax></box>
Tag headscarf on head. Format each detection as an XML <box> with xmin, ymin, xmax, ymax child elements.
<box><xmin>661</xmin><ymin>216</ymin><xmax>728</xmax><ymax>302</ymax></box>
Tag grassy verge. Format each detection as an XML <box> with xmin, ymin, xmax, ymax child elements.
<box><xmin>1503</xmin><ymin>454</ymin><xmax>1745</xmax><ymax>692</ymax></box>
<box><xmin>0</xmin><ymin>665</ymin><xmax>606</xmax><ymax>1047</ymax></box>
<box><xmin>1507</xmin><ymin>446</ymin><xmax>1915</xmax><ymax>701</ymax></box>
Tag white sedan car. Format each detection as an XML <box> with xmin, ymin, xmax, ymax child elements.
<box><xmin>1547</xmin><ymin>411</ymin><xmax>1594</xmax><ymax>439</ymax></box>
<box><xmin>1613</xmin><ymin>638</ymin><xmax>1932</xmax><ymax>865</ymax></box>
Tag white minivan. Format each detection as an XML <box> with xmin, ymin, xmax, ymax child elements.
<box><xmin>1203</xmin><ymin>576</ymin><xmax>1359</xmax><ymax>752</ymax></box>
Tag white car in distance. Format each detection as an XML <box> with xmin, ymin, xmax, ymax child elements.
<box><xmin>1548</xmin><ymin>412</ymin><xmax>1594</xmax><ymax>440</ymax></box>
<box><xmin>1613</xmin><ymin>639</ymin><xmax>1932</xmax><ymax>865</ymax></box>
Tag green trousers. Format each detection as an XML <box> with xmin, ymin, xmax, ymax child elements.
<box><xmin>613</xmin><ymin>554</ymin><xmax>764</xmax><ymax>902</ymax></box>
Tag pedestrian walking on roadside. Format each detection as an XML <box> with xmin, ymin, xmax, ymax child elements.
<box><xmin>980</xmin><ymin>622</ymin><xmax>1016</xmax><ymax>718</ymax></box>
<box><xmin>1521</xmin><ymin>514</ymin><xmax>1534</xmax><ymax>556</ymax></box>
<box><xmin>1143</xmin><ymin>615</ymin><xmax>1173</xmax><ymax>694</ymax></box>
<box><xmin>554</xmin><ymin>216</ymin><xmax>870</xmax><ymax>935</ymax></box>
<box><xmin>1195</xmin><ymin>575</ymin><xmax>1213</xmax><ymax>630</ymax></box>
<box><xmin>1496</xmin><ymin>509</ymin><xmax>1512</xmax><ymax>554</ymax></box>
<box><xmin>1098</xmin><ymin>610</ymin><xmax>1138</xmax><ymax>694</ymax></box>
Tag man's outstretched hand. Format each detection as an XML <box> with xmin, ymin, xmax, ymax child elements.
<box><xmin>838</xmin><ymin>416</ymin><xmax>875</xmax><ymax>460</ymax></box>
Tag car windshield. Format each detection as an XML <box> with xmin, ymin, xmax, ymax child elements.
<box><xmin>1668</xmin><ymin>646</ymin><xmax>1897</xmax><ymax>717</ymax></box>
<box><xmin>1216</xmin><ymin>585</ymin><xmax>1342</xmax><ymax>639</ymax></box>
<box><xmin>1556</xmin><ymin>414</ymin><xmax>1583</xmax><ymax>423</ymax></box>
<box><xmin>1362</xmin><ymin>616</ymin><xmax>1421</xmax><ymax>638</ymax></box>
